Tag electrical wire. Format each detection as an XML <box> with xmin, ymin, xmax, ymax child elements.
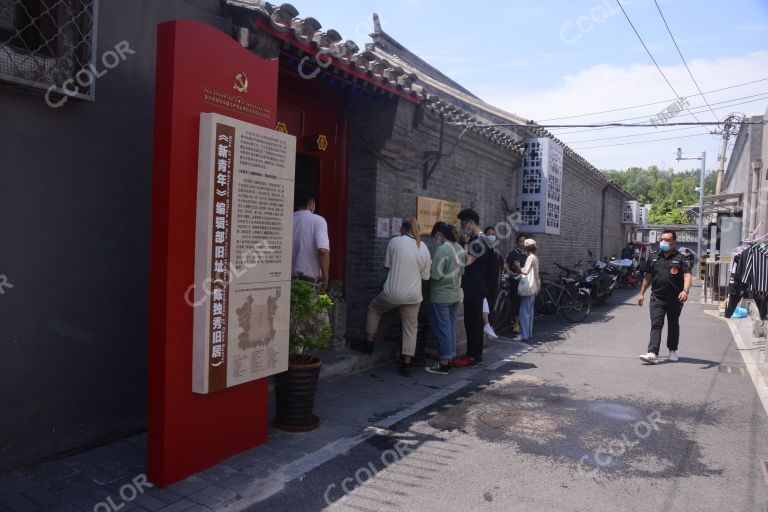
<box><xmin>550</xmin><ymin>92</ymin><xmax>768</xmax><ymax>135</ymax></box>
<box><xmin>653</xmin><ymin>0</ymin><xmax>719</xmax><ymax>122</ymax></box>
<box><xmin>537</xmin><ymin>76</ymin><xmax>768</xmax><ymax>122</ymax></box>
<box><xmin>460</xmin><ymin>118</ymin><xmax>768</xmax><ymax>130</ymax></box>
<box><xmin>615</xmin><ymin>0</ymin><xmax>707</xmax><ymax>131</ymax></box>
<box><xmin>571</xmin><ymin>132</ymin><xmax>705</xmax><ymax>150</ymax></box>
<box><xmin>351</xmin><ymin>115</ymin><xmax>472</xmax><ymax>172</ymax></box>
<box><xmin>565</xmin><ymin>125</ymin><xmax>701</xmax><ymax>144</ymax></box>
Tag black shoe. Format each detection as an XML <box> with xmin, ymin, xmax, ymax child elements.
<box><xmin>351</xmin><ymin>340</ymin><xmax>373</xmax><ymax>354</ymax></box>
<box><xmin>425</xmin><ymin>363</ymin><xmax>452</xmax><ymax>375</ymax></box>
<box><xmin>399</xmin><ymin>362</ymin><xmax>411</xmax><ymax>377</ymax></box>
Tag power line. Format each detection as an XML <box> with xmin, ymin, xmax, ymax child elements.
<box><xmin>528</xmin><ymin>120</ymin><xmax>766</xmax><ymax>129</ymax></box>
<box><xmin>551</xmin><ymin>92</ymin><xmax>768</xmax><ymax>135</ymax></box>
<box><xmin>537</xmin><ymin>76</ymin><xmax>768</xmax><ymax>122</ymax></box>
<box><xmin>614</xmin><ymin>0</ymin><xmax>706</xmax><ymax>130</ymax></box>
<box><xmin>652</xmin><ymin>0</ymin><xmax>719</xmax><ymax>122</ymax></box>
<box><xmin>571</xmin><ymin>132</ymin><xmax>705</xmax><ymax>150</ymax></box>
<box><xmin>452</xmin><ymin>118</ymin><xmax>767</xmax><ymax>131</ymax></box>
<box><xmin>565</xmin><ymin>125</ymin><xmax>701</xmax><ymax>144</ymax></box>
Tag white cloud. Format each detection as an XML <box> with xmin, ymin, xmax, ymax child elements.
<box><xmin>475</xmin><ymin>51</ymin><xmax>768</xmax><ymax>171</ymax></box>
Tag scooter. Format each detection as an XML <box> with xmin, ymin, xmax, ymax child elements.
<box><xmin>580</xmin><ymin>251</ymin><xmax>617</xmax><ymax>305</ymax></box>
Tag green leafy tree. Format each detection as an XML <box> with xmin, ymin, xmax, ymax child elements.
<box><xmin>602</xmin><ymin>165</ymin><xmax>715</xmax><ymax>225</ymax></box>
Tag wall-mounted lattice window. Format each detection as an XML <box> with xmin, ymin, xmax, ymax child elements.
<box><xmin>547</xmin><ymin>201</ymin><xmax>560</xmax><ymax>229</ymax></box>
<box><xmin>0</xmin><ymin>0</ymin><xmax>98</xmax><ymax>99</ymax></box>
<box><xmin>517</xmin><ymin>138</ymin><xmax>563</xmax><ymax>235</ymax></box>
<box><xmin>523</xmin><ymin>142</ymin><xmax>542</xmax><ymax>167</ymax></box>
<box><xmin>547</xmin><ymin>174</ymin><xmax>560</xmax><ymax>201</ymax></box>
<box><xmin>521</xmin><ymin>200</ymin><xmax>541</xmax><ymax>227</ymax></box>
<box><xmin>523</xmin><ymin>167</ymin><xmax>542</xmax><ymax>194</ymax></box>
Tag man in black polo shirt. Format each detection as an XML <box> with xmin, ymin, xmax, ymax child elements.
<box><xmin>637</xmin><ymin>229</ymin><xmax>692</xmax><ymax>364</ymax></box>
<box><xmin>453</xmin><ymin>208</ymin><xmax>494</xmax><ymax>368</ymax></box>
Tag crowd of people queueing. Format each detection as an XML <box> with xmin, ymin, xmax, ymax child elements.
<box><xmin>357</xmin><ymin>208</ymin><xmax>541</xmax><ymax>377</ymax></box>
<box><xmin>290</xmin><ymin>186</ymin><xmax>541</xmax><ymax>377</ymax></box>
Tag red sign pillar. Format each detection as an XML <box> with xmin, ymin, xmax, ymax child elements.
<box><xmin>148</xmin><ymin>20</ymin><xmax>279</xmax><ymax>487</ymax></box>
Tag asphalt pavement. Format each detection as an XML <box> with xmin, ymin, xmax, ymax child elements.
<box><xmin>252</xmin><ymin>284</ymin><xmax>768</xmax><ymax>512</ymax></box>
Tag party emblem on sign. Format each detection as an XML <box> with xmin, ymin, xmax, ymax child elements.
<box><xmin>233</xmin><ymin>72</ymin><xmax>248</xmax><ymax>93</ymax></box>
<box><xmin>670</xmin><ymin>267</ymin><xmax>679</xmax><ymax>275</ymax></box>
<box><xmin>276</xmin><ymin>122</ymin><xmax>288</xmax><ymax>133</ymax></box>
<box><xmin>317</xmin><ymin>134</ymin><xmax>328</xmax><ymax>151</ymax></box>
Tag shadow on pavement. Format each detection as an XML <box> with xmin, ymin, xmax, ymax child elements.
<box><xmin>672</xmin><ymin>357</ymin><xmax>719</xmax><ymax>369</ymax></box>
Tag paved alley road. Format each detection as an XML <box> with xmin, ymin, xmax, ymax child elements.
<box><xmin>252</xmin><ymin>286</ymin><xmax>768</xmax><ymax>512</ymax></box>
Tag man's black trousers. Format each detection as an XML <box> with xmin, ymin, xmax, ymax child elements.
<box><xmin>464</xmin><ymin>291</ymin><xmax>485</xmax><ymax>361</ymax></box>
<box><xmin>647</xmin><ymin>295</ymin><xmax>684</xmax><ymax>355</ymax></box>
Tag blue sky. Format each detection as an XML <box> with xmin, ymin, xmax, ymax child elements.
<box><xmin>292</xmin><ymin>0</ymin><xmax>768</xmax><ymax>173</ymax></box>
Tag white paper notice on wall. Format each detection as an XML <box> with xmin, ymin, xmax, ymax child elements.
<box><xmin>377</xmin><ymin>217</ymin><xmax>391</xmax><ymax>238</ymax></box>
<box><xmin>390</xmin><ymin>217</ymin><xmax>402</xmax><ymax>236</ymax></box>
<box><xmin>192</xmin><ymin>112</ymin><xmax>296</xmax><ymax>394</ymax></box>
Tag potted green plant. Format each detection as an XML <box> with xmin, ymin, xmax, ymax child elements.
<box><xmin>273</xmin><ymin>279</ymin><xmax>334</xmax><ymax>432</ymax></box>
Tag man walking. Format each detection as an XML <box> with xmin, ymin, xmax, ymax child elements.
<box><xmin>637</xmin><ymin>229</ymin><xmax>692</xmax><ymax>364</ymax></box>
<box><xmin>454</xmin><ymin>208</ymin><xmax>493</xmax><ymax>368</ymax></box>
<box><xmin>292</xmin><ymin>184</ymin><xmax>330</xmax><ymax>290</ymax></box>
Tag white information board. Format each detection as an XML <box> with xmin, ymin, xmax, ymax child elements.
<box><xmin>192</xmin><ymin>112</ymin><xmax>296</xmax><ymax>394</ymax></box>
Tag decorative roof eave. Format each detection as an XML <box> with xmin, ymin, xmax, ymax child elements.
<box><xmin>368</xmin><ymin>44</ymin><xmax>629</xmax><ymax>195</ymax></box>
<box><xmin>221</xmin><ymin>2</ymin><xmax>628</xmax><ymax>195</ymax></box>
<box><xmin>223</xmin><ymin>1</ymin><xmax>424</xmax><ymax>104</ymax></box>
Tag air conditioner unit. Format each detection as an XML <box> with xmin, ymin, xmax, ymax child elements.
<box><xmin>622</xmin><ymin>200</ymin><xmax>640</xmax><ymax>224</ymax></box>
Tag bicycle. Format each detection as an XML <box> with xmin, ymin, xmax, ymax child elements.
<box><xmin>491</xmin><ymin>273</ymin><xmax>516</xmax><ymax>331</ymax></box>
<box><xmin>537</xmin><ymin>275</ymin><xmax>592</xmax><ymax>323</ymax></box>
<box><xmin>532</xmin><ymin>262</ymin><xmax>591</xmax><ymax>321</ymax></box>
<box><xmin>492</xmin><ymin>265</ymin><xmax>591</xmax><ymax>329</ymax></box>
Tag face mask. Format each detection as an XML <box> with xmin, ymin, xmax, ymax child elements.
<box><xmin>659</xmin><ymin>242</ymin><xmax>671</xmax><ymax>252</ymax></box>
<box><xmin>486</xmin><ymin>235</ymin><xmax>497</xmax><ymax>244</ymax></box>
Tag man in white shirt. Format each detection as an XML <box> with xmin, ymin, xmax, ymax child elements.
<box><xmin>292</xmin><ymin>185</ymin><xmax>330</xmax><ymax>289</ymax></box>
<box><xmin>355</xmin><ymin>219</ymin><xmax>431</xmax><ymax>377</ymax></box>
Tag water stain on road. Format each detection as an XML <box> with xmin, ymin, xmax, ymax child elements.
<box><xmin>427</xmin><ymin>373</ymin><xmax>723</xmax><ymax>480</ymax></box>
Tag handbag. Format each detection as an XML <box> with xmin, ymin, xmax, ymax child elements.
<box><xmin>518</xmin><ymin>274</ymin><xmax>536</xmax><ymax>296</ymax></box>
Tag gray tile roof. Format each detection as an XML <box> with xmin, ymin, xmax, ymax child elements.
<box><xmin>222</xmin><ymin>1</ymin><xmax>629</xmax><ymax>193</ymax></box>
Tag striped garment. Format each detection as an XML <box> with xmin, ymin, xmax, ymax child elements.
<box><xmin>741</xmin><ymin>244</ymin><xmax>768</xmax><ymax>293</ymax></box>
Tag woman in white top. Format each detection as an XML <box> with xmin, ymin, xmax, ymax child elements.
<box><xmin>358</xmin><ymin>219</ymin><xmax>432</xmax><ymax>376</ymax></box>
<box><xmin>510</xmin><ymin>239</ymin><xmax>540</xmax><ymax>341</ymax></box>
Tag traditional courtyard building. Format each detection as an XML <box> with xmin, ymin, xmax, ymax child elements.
<box><xmin>0</xmin><ymin>0</ymin><xmax>631</xmax><ymax>471</ymax></box>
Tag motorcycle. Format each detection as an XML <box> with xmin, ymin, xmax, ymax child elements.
<box><xmin>607</xmin><ymin>260</ymin><xmax>639</xmax><ymax>288</ymax></box>
<box><xmin>580</xmin><ymin>251</ymin><xmax>617</xmax><ymax>305</ymax></box>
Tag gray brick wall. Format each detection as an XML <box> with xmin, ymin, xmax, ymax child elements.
<box><xmin>533</xmin><ymin>156</ymin><xmax>631</xmax><ymax>274</ymax></box>
<box><xmin>345</xmin><ymin>96</ymin><xmax>630</xmax><ymax>347</ymax></box>
<box><xmin>346</xmin><ymin>97</ymin><xmax>519</xmax><ymax>346</ymax></box>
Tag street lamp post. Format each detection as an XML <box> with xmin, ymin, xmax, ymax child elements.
<box><xmin>677</xmin><ymin>148</ymin><xmax>706</xmax><ymax>278</ymax></box>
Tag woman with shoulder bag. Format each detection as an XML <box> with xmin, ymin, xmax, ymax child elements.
<box><xmin>510</xmin><ymin>239</ymin><xmax>539</xmax><ymax>341</ymax></box>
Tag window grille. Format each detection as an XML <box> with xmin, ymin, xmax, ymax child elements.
<box><xmin>0</xmin><ymin>0</ymin><xmax>98</xmax><ymax>99</ymax></box>
<box><xmin>517</xmin><ymin>138</ymin><xmax>563</xmax><ymax>235</ymax></box>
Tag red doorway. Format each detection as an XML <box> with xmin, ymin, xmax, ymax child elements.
<box><xmin>277</xmin><ymin>72</ymin><xmax>348</xmax><ymax>284</ymax></box>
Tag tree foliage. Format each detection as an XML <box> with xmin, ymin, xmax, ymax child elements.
<box><xmin>602</xmin><ymin>166</ymin><xmax>717</xmax><ymax>224</ymax></box>
<box><xmin>289</xmin><ymin>279</ymin><xmax>334</xmax><ymax>363</ymax></box>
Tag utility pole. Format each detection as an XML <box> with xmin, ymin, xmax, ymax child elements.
<box><xmin>714</xmin><ymin>114</ymin><xmax>741</xmax><ymax>195</ymax></box>
<box><xmin>677</xmin><ymin>148</ymin><xmax>706</xmax><ymax>278</ymax></box>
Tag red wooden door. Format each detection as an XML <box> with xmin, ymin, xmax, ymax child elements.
<box><xmin>277</xmin><ymin>72</ymin><xmax>348</xmax><ymax>284</ymax></box>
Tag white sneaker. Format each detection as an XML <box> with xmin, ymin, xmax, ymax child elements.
<box><xmin>484</xmin><ymin>324</ymin><xmax>498</xmax><ymax>339</ymax></box>
<box><xmin>668</xmin><ymin>351</ymin><xmax>678</xmax><ymax>362</ymax></box>
<box><xmin>639</xmin><ymin>352</ymin><xmax>658</xmax><ymax>364</ymax></box>
<box><xmin>512</xmin><ymin>335</ymin><xmax>527</xmax><ymax>341</ymax></box>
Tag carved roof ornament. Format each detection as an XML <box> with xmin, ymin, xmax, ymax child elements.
<box><xmin>269</xmin><ymin>3</ymin><xmax>298</xmax><ymax>32</ymax></box>
<box><xmin>222</xmin><ymin>2</ymin><xmax>630</xmax><ymax>189</ymax></box>
<box><xmin>291</xmin><ymin>17</ymin><xmax>321</xmax><ymax>45</ymax></box>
